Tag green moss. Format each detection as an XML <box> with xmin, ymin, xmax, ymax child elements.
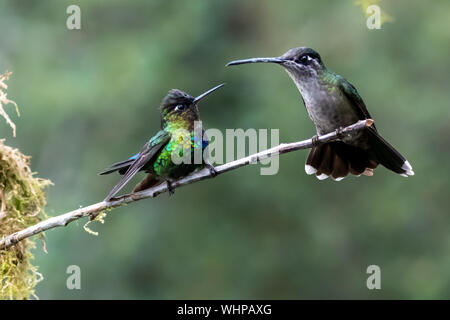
<box><xmin>0</xmin><ymin>71</ymin><xmax>52</xmax><ymax>299</ymax></box>
<box><xmin>0</xmin><ymin>140</ymin><xmax>52</xmax><ymax>299</ymax></box>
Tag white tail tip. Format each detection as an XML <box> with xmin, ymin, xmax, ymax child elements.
<box><xmin>401</xmin><ymin>160</ymin><xmax>415</xmax><ymax>176</ymax></box>
<box><xmin>305</xmin><ymin>164</ymin><xmax>317</xmax><ymax>175</ymax></box>
<box><xmin>316</xmin><ymin>173</ymin><xmax>329</xmax><ymax>180</ymax></box>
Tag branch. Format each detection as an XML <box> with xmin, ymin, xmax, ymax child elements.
<box><xmin>0</xmin><ymin>119</ymin><xmax>373</xmax><ymax>249</ymax></box>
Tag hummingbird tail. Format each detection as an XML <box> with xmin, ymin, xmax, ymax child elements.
<box><xmin>366</xmin><ymin>127</ymin><xmax>414</xmax><ymax>177</ymax></box>
<box><xmin>305</xmin><ymin>142</ymin><xmax>378</xmax><ymax>181</ymax></box>
<box><xmin>305</xmin><ymin>129</ymin><xmax>414</xmax><ymax>180</ymax></box>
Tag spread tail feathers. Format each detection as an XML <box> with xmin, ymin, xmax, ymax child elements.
<box><xmin>305</xmin><ymin>142</ymin><xmax>377</xmax><ymax>181</ymax></box>
<box><xmin>305</xmin><ymin>131</ymin><xmax>413</xmax><ymax>181</ymax></box>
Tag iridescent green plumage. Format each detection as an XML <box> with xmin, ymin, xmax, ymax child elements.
<box><xmin>152</xmin><ymin>129</ymin><xmax>205</xmax><ymax>178</ymax></box>
<box><xmin>100</xmin><ymin>85</ymin><xmax>224</xmax><ymax>201</ymax></box>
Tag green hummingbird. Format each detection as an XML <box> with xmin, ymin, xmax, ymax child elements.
<box><xmin>100</xmin><ymin>84</ymin><xmax>225</xmax><ymax>201</ymax></box>
<box><xmin>227</xmin><ymin>47</ymin><xmax>414</xmax><ymax>180</ymax></box>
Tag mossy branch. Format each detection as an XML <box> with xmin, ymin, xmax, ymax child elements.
<box><xmin>0</xmin><ymin>119</ymin><xmax>373</xmax><ymax>250</ymax></box>
<box><xmin>0</xmin><ymin>71</ymin><xmax>51</xmax><ymax>299</ymax></box>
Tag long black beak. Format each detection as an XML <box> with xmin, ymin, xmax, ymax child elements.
<box><xmin>226</xmin><ymin>57</ymin><xmax>286</xmax><ymax>66</ymax></box>
<box><xmin>193</xmin><ymin>83</ymin><xmax>226</xmax><ymax>104</ymax></box>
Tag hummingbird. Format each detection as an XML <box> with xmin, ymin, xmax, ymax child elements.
<box><xmin>227</xmin><ymin>47</ymin><xmax>414</xmax><ymax>180</ymax></box>
<box><xmin>100</xmin><ymin>84</ymin><xmax>225</xmax><ymax>201</ymax></box>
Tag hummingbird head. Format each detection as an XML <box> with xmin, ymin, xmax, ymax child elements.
<box><xmin>160</xmin><ymin>84</ymin><xmax>225</xmax><ymax>129</ymax></box>
<box><xmin>227</xmin><ymin>47</ymin><xmax>325</xmax><ymax>81</ymax></box>
<box><xmin>280</xmin><ymin>47</ymin><xmax>324</xmax><ymax>76</ymax></box>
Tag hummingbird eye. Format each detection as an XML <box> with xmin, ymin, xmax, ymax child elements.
<box><xmin>174</xmin><ymin>104</ymin><xmax>187</xmax><ymax>112</ymax></box>
<box><xmin>296</xmin><ymin>55</ymin><xmax>312</xmax><ymax>64</ymax></box>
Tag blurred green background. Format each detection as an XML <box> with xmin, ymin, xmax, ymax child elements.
<box><xmin>1</xmin><ymin>0</ymin><xmax>449</xmax><ymax>299</ymax></box>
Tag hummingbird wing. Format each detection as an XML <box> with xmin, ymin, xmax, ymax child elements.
<box><xmin>98</xmin><ymin>157</ymin><xmax>137</xmax><ymax>175</ymax></box>
<box><xmin>104</xmin><ymin>130</ymin><xmax>170</xmax><ymax>201</ymax></box>
<box><xmin>338</xmin><ymin>77</ymin><xmax>413</xmax><ymax>176</ymax></box>
<box><xmin>338</xmin><ymin>77</ymin><xmax>377</xmax><ymax>131</ymax></box>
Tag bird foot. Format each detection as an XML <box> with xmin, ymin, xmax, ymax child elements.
<box><xmin>167</xmin><ymin>180</ymin><xmax>175</xmax><ymax>195</ymax></box>
<box><xmin>311</xmin><ymin>135</ymin><xmax>321</xmax><ymax>147</ymax></box>
<box><xmin>206</xmin><ymin>163</ymin><xmax>217</xmax><ymax>177</ymax></box>
<box><xmin>335</xmin><ymin>127</ymin><xmax>345</xmax><ymax>139</ymax></box>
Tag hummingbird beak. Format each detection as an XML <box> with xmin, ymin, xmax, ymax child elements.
<box><xmin>226</xmin><ymin>57</ymin><xmax>286</xmax><ymax>66</ymax></box>
<box><xmin>193</xmin><ymin>83</ymin><xmax>226</xmax><ymax>104</ymax></box>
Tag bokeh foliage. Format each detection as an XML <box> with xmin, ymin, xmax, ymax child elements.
<box><xmin>0</xmin><ymin>0</ymin><xmax>449</xmax><ymax>299</ymax></box>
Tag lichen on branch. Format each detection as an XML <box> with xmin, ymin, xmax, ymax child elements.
<box><xmin>0</xmin><ymin>71</ymin><xmax>20</xmax><ymax>137</ymax></box>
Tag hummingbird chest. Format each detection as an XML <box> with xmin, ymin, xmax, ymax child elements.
<box><xmin>151</xmin><ymin>131</ymin><xmax>208</xmax><ymax>179</ymax></box>
<box><xmin>300</xmin><ymin>81</ymin><xmax>360</xmax><ymax>136</ymax></box>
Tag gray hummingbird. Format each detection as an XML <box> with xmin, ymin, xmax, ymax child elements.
<box><xmin>227</xmin><ymin>47</ymin><xmax>414</xmax><ymax>180</ymax></box>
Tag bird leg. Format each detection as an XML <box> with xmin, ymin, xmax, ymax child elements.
<box><xmin>311</xmin><ymin>135</ymin><xmax>321</xmax><ymax>147</ymax></box>
<box><xmin>166</xmin><ymin>179</ymin><xmax>175</xmax><ymax>195</ymax></box>
<box><xmin>205</xmin><ymin>162</ymin><xmax>217</xmax><ymax>177</ymax></box>
<box><xmin>334</xmin><ymin>126</ymin><xmax>345</xmax><ymax>140</ymax></box>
